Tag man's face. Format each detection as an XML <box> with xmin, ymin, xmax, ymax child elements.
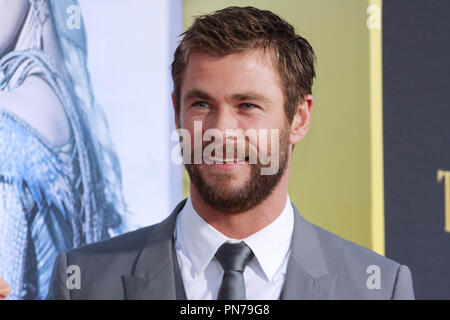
<box><xmin>177</xmin><ymin>48</ymin><xmax>291</xmax><ymax>213</ymax></box>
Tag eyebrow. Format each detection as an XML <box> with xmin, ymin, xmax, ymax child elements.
<box><xmin>183</xmin><ymin>89</ymin><xmax>216</xmax><ymax>105</ymax></box>
<box><xmin>183</xmin><ymin>89</ymin><xmax>271</xmax><ymax>105</ymax></box>
<box><xmin>232</xmin><ymin>92</ymin><xmax>271</xmax><ymax>105</ymax></box>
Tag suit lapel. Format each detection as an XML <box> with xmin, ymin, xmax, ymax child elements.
<box><xmin>122</xmin><ymin>199</ymin><xmax>187</xmax><ymax>300</ymax></box>
<box><xmin>281</xmin><ymin>204</ymin><xmax>336</xmax><ymax>300</ymax></box>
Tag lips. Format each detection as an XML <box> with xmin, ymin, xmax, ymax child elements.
<box><xmin>204</xmin><ymin>156</ymin><xmax>249</xmax><ymax>164</ymax></box>
<box><xmin>193</xmin><ymin>139</ymin><xmax>258</xmax><ymax>165</ymax></box>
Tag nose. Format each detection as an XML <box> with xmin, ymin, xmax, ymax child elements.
<box><xmin>206</xmin><ymin>104</ymin><xmax>239</xmax><ymax>136</ymax></box>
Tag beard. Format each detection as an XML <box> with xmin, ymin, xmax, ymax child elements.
<box><xmin>184</xmin><ymin>125</ymin><xmax>291</xmax><ymax>214</ymax></box>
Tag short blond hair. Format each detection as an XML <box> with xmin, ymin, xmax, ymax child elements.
<box><xmin>171</xmin><ymin>6</ymin><xmax>316</xmax><ymax>123</ymax></box>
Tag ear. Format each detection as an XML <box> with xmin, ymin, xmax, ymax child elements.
<box><xmin>289</xmin><ymin>94</ymin><xmax>313</xmax><ymax>145</ymax></box>
<box><xmin>171</xmin><ymin>92</ymin><xmax>180</xmax><ymax>129</ymax></box>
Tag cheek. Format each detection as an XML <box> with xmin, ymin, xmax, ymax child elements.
<box><xmin>239</xmin><ymin>111</ymin><xmax>287</xmax><ymax>137</ymax></box>
<box><xmin>180</xmin><ymin>106</ymin><xmax>207</xmax><ymax>127</ymax></box>
<box><xmin>259</xmin><ymin>120</ymin><xmax>290</xmax><ymax>152</ymax></box>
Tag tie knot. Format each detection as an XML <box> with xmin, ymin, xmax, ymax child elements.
<box><xmin>215</xmin><ymin>242</ymin><xmax>254</xmax><ymax>273</ymax></box>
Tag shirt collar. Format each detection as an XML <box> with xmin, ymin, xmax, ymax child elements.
<box><xmin>175</xmin><ymin>195</ymin><xmax>294</xmax><ymax>282</ymax></box>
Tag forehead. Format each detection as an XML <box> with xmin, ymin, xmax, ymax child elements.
<box><xmin>180</xmin><ymin>48</ymin><xmax>283</xmax><ymax>99</ymax></box>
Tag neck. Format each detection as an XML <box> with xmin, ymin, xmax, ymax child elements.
<box><xmin>190</xmin><ymin>157</ymin><xmax>292</xmax><ymax>239</ymax></box>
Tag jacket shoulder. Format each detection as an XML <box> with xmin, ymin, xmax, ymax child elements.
<box><xmin>47</xmin><ymin>211</ymin><xmax>179</xmax><ymax>300</ymax></box>
<box><xmin>306</xmin><ymin>219</ymin><xmax>412</xmax><ymax>299</ymax></box>
<box><xmin>312</xmin><ymin>222</ymin><xmax>398</xmax><ymax>268</ymax></box>
<box><xmin>51</xmin><ymin>221</ymin><xmax>168</xmax><ymax>299</ymax></box>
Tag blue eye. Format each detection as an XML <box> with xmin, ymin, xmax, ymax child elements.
<box><xmin>193</xmin><ymin>101</ymin><xmax>210</xmax><ymax>109</ymax></box>
<box><xmin>240</xmin><ymin>103</ymin><xmax>256</xmax><ymax>109</ymax></box>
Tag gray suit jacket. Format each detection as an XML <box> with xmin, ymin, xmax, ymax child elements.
<box><xmin>47</xmin><ymin>199</ymin><xmax>415</xmax><ymax>299</ymax></box>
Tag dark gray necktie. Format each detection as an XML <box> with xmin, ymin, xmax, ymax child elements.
<box><xmin>215</xmin><ymin>242</ymin><xmax>254</xmax><ymax>300</ymax></box>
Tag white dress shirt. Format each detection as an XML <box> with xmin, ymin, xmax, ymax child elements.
<box><xmin>173</xmin><ymin>195</ymin><xmax>294</xmax><ymax>300</ymax></box>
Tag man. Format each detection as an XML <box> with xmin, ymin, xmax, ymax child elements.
<box><xmin>47</xmin><ymin>6</ymin><xmax>414</xmax><ymax>300</ymax></box>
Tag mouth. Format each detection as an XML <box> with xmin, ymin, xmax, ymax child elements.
<box><xmin>204</xmin><ymin>156</ymin><xmax>249</xmax><ymax>164</ymax></box>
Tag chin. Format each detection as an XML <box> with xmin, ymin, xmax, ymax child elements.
<box><xmin>201</xmin><ymin>169</ymin><xmax>250</xmax><ymax>189</ymax></box>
